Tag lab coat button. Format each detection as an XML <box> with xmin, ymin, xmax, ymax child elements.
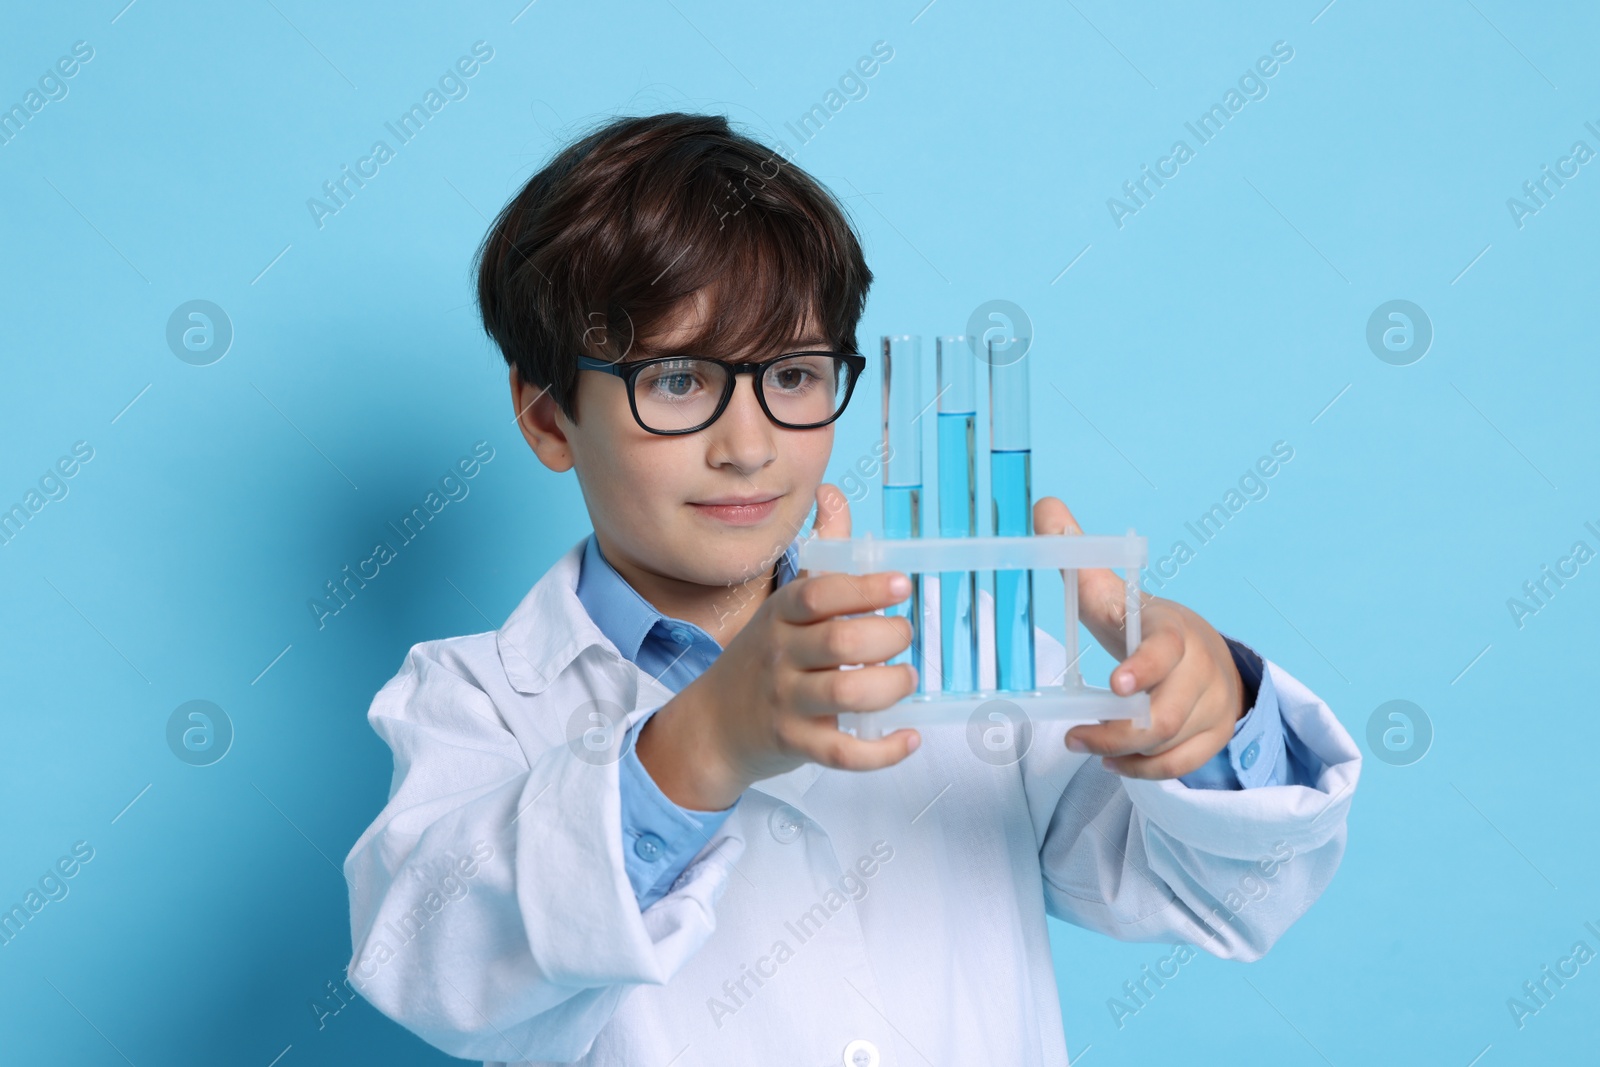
<box><xmin>1240</xmin><ymin>740</ymin><xmax>1260</xmax><ymax>770</ymax></box>
<box><xmin>768</xmin><ymin>804</ymin><xmax>804</xmax><ymax>843</ymax></box>
<box><xmin>634</xmin><ymin>832</ymin><xmax>665</xmax><ymax>861</ymax></box>
<box><xmin>842</xmin><ymin>1038</ymin><xmax>879</xmax><ymax>1066</ymax></box>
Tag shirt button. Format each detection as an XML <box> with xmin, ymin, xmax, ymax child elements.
<box><xmin>633</xmin><ymin>832</ymin><xmax>665</xmax><ymax>862</ymax></box>
<box><xmin>768</xmin><ymin>804</ymin><xmax>804</xmax><ymax>843</ymax></box>
<box><xmin>842</xmin><ymin>1039</ymin><xmax>879</xmax><ymax>1066</ymax></box>
<box><xmin>668</xmin><ymin>626</ymin><xmax>692</xmax><ymax>645</ymax></box>
<box><xmin>1240</xmin><ymin>740</ymin><xmax>1260</xmax><ymax>770</ymax></box>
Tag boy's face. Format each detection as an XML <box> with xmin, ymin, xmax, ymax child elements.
<box><xmin>512</xmin><ymin>291</ymin><xmax>835</xmax><ymax>597</ymax></box>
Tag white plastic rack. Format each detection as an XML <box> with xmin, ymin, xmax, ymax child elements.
<box><xmin>796</xmin><ymin>531</ymin><xmax>1153</xmax><ymax>739</ymax></box>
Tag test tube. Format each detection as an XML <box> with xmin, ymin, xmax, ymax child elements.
<box><xmin>989</xmin><ymin>335</ymin><xmax>1035</xmax><ymax>692</ymax></box>
<box><xmin>881</xmin><ymin>335</ymin><xmax>925</xmax><ymax>693</ymax></box>
<box><xmin>936</xmin><ymin>335</ymin><xmax>978</xmax><ymax>692</ymax></box>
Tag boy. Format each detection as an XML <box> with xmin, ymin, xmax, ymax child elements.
<box><xmin>343</xmin><ymin>112</ymin><xmax>1360</xmax><ymax>1066</ymax></box>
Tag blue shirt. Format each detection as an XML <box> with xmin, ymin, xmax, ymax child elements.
<box><xmin>575</xmin><ymin>531</ymin><xmax>1312</xmax><ymax>910</ymax></box>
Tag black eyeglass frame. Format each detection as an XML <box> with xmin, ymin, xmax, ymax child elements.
<box><xmin>575</xmin><ymin>351</ymin><xmax>867</xmax><ymax>436</ymax></box>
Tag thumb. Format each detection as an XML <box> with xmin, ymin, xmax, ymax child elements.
<box><xmin>1033</xmin><ymin>496</ymin><xmax>1130</xmax><ymax>653</ymax></box>
<box><xmin>796</xmin><ymin>483</ymin><xmax>851</xmax><ymax>580</ymax></box>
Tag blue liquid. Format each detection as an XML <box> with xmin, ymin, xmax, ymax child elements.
<box><xmin>991</xmin><ymin>449</ymin><xmax>1035</xmax><ymax>690</ymax></box>
<box><xmin>884</xmin><ymin>483</ymin><xmax>920</xmax><ymax>539</ymax></box>
<box><xmin>883</xmin><ymin>484</ymin><xmax>925</xmax><ymax>692</ymax></box>
<box><xmin>937</xmin><ymin>411</ymin><xmax>977</xmax><ymax>692</ymax></box>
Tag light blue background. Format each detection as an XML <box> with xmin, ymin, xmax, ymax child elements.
<box><xmin>3</xmin><ymin>0</ymin><xmax>1597</xmax><ymax>1063</ymax></box>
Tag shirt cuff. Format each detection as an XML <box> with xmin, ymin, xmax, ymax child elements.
<box><xmin>618</xmin><ymin>708</ymin><xmax>739</xmax><ymax>910</ymax></box>
<box><xmin>1178</xmin><ymin>634</ymin><xmax>1288</xmax><ymax>791</ymax></box>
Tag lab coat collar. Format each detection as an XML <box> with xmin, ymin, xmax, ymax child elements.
<box><xmin>497</xmin><ymin>535</ymin><xmax>824</xmax><ymax>807</ymax></box>
<box><xmin>496</xmin><ymin>536</ymin><xmax>599</xmax><ymax>697</ymax></box>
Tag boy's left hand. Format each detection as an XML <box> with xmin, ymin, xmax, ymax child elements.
<box><xmin>1036</xmin><ymin>496</ymin><xmax>1249</xmax><ymax>780</ymax></box>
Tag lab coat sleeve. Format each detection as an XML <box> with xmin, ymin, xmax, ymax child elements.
<box><xmin>342</xmin><ymin>640</ymin><xmax>746</xmax><ymax>1062</ymax></box>
<box><xmin>1022</xmin><ymin>624</ymin><xmax>1360</xmax><ymax>962</ymax></box>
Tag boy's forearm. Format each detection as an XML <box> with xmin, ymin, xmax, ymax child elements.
<box><xmin>635</xmin><ymin>689</ymin><xmax>746</xmax><ymax>812</ymax></box>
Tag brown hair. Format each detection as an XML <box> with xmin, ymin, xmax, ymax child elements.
<box><xmin>473</xmin><ymin>112</ymin><xmax>873</xmax><ymax>422</ymax></box>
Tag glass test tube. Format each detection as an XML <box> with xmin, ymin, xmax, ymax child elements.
<box><xmin>936</xmin><ymin>335</ymin><xmax>978</xmax><ymax>692</ymax></box>
<box><xmin>881</xmin><ymin>335</ymin><xmax>926</xmax><ymax>693</ymax></box>
<box><xmin>989</xmin><ymin>336</ymin><xmax>1036</xmax><ymax>691</ymax></box>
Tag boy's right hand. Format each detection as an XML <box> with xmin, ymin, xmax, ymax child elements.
<box><xmin>636</xmin><ymin>484</ymin><xmax>921</xmax><ymax>812</ymax></box>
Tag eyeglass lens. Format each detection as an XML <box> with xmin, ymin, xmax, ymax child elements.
<box><xmin>633</xmin><ymin>355</ymin><xmax>848</xmax><ymax>432</ymax></box>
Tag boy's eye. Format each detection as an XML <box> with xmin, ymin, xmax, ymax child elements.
<box><xmin>770</xmin><ymin>366</ymin><xmax>815</xmax><ymax>391</ymax></box>
<box><xmin>766</xmin><ymin>355</ymin><xmax>831</xmax><ymax>395</ymax></box>
<box><xmin>639</xmin><ymin>361</ymin><xmax>709</xmax><ymax>399</ymax></box>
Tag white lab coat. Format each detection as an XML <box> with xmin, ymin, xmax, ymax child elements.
<box><xmin>342</xmin><ymin>535</ymin><xmax>1361</xmax><ymax>1066</ymax></box>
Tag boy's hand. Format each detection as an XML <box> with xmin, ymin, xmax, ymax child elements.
<box><xmin>636</xmin><ymin>484</ymin><xmax>920</xmax><ymax>811</ymax></box>
<box><xmin>1036</xmin><ymin>496</ymin><xmax>1249</xmax><ymax>780</ymax></box>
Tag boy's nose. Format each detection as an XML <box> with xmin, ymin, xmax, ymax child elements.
<box><xmin>707</xmin><ymin>373</ymin><xmax>777</xmax><ymax>468</ymax></box>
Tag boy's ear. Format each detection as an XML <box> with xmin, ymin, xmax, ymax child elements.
<box><xmin>510</xmin><ymin>367</ymin><xmax>575</xmax><ymax>473</ymax></box>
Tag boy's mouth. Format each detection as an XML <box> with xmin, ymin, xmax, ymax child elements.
<box><xmin>688</xmin><ymin>494</ymin><xmax>781</xmax><ymax>526</ymax></box>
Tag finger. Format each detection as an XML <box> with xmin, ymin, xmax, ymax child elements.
<box><xmin>1065</xmin><ymin>629</ymin><xmax>1194</xmax><ymax>757</ymax></box>
<box><xmin>1063</xmin><ymin>627</ymin><xmax>1191</xmax><ymax>757</ymax></box>
<box><xmin>787</xmin><ymin>661</ymin><xmax>920</xmax><ymax>718</ymax></box>
<box><xmin>795</xmin><ymin>482</ymin><xmax>851</xmax><ymax>581</ymax></box>
<box><xmin>1129</xmin><ymin>630</ymin><xmax>1248</xmax><ymax>757</ymax></box>
<box><xmin>813</xmin><ymin>481</ymin><xmax>852</xmax><ymax>539</ymax></box>
<box><xmin>1109</xmin><ymin>655</ymin><xmax>1211</xmax><ymax>757</ymax></box>
<box><xmin>777</xmin><ymin>570</ymin><xmax>912</xmax><ymax>625</ymax></box>
<box><xmin>1108</xmin><ymin>621</ymin><xmax>1186</xmax><ymax>698</ymax></box>
<box><xmin>789</xmin><ymin>723</ymin><xmax>923</xmax><ymax>772</ymax></box>
<box><xmin>1034</xmin><ymin>495</ymin><xmax>1149</xmax><ymax>655</ymax></box>
<box><xmin>1100</xmin><ymin>726</ymin><xmax>1233</xmax><ymax>780</ymax></box>
<box><xmin>789</xmin><ymin>613</ymin><xmax>914</xmax><ymax>670</ymax></box>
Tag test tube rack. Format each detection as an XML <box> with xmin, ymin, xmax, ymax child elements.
<box><xmin>796</xmin><ymin>530</ymin><xmax>1152</xmax><ymax>739</ymax></box>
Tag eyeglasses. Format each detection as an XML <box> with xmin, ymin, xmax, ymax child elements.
<box><xmin>576</xmin><ymin>350</ymin><xmax>866</xmax><ymax>436</ymax></box>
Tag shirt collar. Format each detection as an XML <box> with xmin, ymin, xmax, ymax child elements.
<box><xmin>498</xmin><ymin>532</ymin><xmax>802</xmax><ymax>694</ymax></box>
<box><xmin>575</xmin><ymin>531</ymin><xmax>801</xmax><ymax>662</ymax></box>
